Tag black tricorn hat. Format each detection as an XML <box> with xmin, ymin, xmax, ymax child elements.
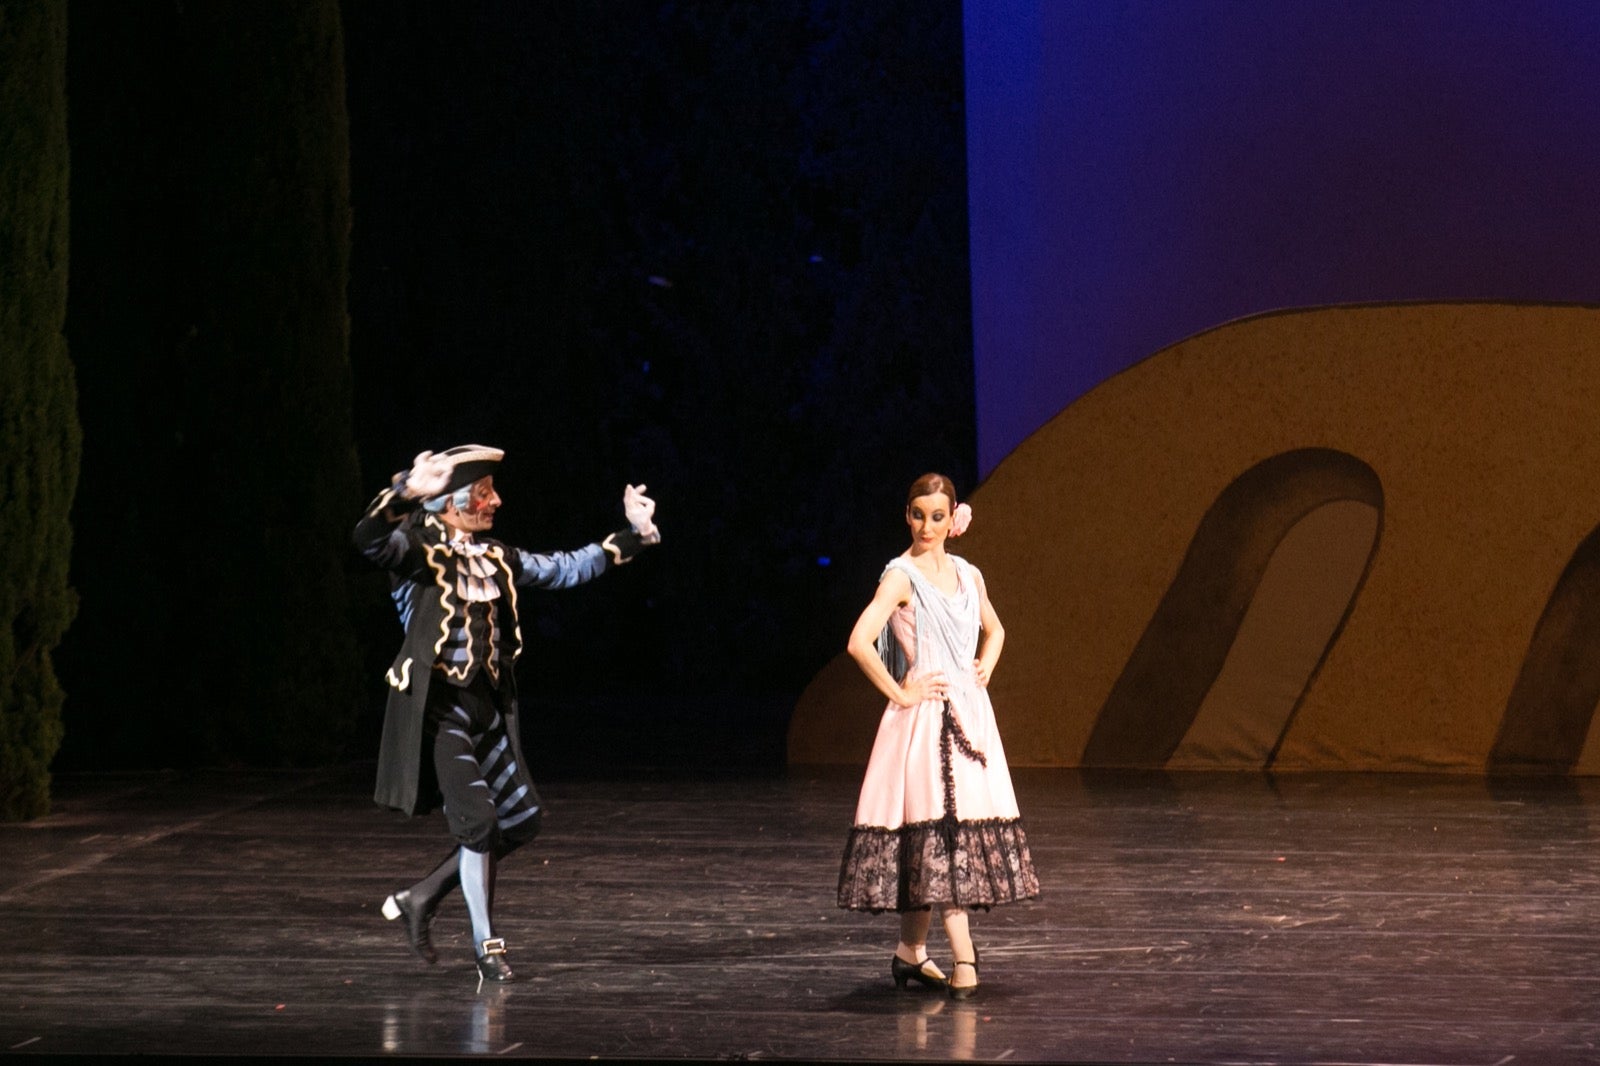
<box><xmin>433</xmin><ymin>444</ymin><xmax>504</xmax><ymax>495</ymax></box>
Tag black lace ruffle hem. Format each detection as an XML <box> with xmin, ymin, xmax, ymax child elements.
<box><xmin>836</xmin><ymin>816</ymin><xmax>1040</xmax><ymax>913</ymax></box>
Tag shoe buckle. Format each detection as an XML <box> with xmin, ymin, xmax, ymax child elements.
<box><xmin>480</xmin><ymin>937</ymin><xmax>508</xmax><ymax>956</ymax></box>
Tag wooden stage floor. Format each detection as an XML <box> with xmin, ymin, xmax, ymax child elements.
<box><xmin>3</xmin><ymin>763</ymin><xmax>1599</xmax><ymax>1064</ymax></box>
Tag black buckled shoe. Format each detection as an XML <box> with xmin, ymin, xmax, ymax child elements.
<box><xmin>475</xmin><ymin>937</ymin><xmax>515</xmax><ymax>990</ymax></box>
<box><xmin>381</xmin><ymin>889</ymin><xmax>437</xmax><ymax>965</ymax></box>
<box><xmin>891</xmin><ymin>954</ymin><xmax>949</xmax><ymax>991</ymax></box>
<box><xmin>948</xmin><ymin>959</ymin><xmax>980</xmax><ymax>1000</ymax></box>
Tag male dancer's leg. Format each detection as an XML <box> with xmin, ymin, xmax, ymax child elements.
<box><xmin>385</xmin><ymin>683</ymin><xmax>504</xmax><ymax>970</ymax></box>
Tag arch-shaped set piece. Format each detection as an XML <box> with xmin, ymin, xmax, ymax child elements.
<box><xmin>1083</xmin><ymin>449</ymin><xmax>1382</xmax><ymax>769</ymax></box>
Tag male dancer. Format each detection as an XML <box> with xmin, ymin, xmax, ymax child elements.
<box><xmin>353</xmin><ymin>445</ymin><xmax>659</xmax><ymax>984</ymax></box>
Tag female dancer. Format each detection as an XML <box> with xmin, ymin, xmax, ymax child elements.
<box><xmin>836</xmin><ymin>473</ymin><xmax>1039</xmax><ymax>999</ymax></box>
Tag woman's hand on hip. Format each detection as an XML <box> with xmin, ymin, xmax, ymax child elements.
<box><xmin>898</xmin><ymin>671</ymin><xmax>949</xmax><ymax>707</ymax></box>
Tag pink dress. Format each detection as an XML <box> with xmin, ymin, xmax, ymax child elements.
<box><xmin>837</xmin><ymin>556</ymin><xmax>1040</xmax><ymax>912</ymax></box>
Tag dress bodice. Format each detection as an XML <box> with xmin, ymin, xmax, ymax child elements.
<box><xmin>882</xmin><ymin>555</ymin><xmax>981</xmax><ymax>688</ymax></box>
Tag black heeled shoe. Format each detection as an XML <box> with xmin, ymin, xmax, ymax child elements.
<box><xmin>891</xmin><ymin>954</ymin><xmax>949</xmax><ymax>991</ymax></box>
<box><xmin>475</xmin><ymin>937</ymin><xmax>515</xmax><ymax>991</ymax></box>
<box><xmin>381</xmin><ymin>889</ymin><xmax>437</xmax><ymax>964</ymax></box>
<box><xmin>948</xmin><ymin>958</ymin><xmax>979</xmax><ymax>1000</ymax></box>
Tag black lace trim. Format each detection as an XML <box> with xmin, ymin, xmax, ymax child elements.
<box><xmin>837</xmin><ymin>817</ymin><xmax>1040</xmax><ymax>913</ymax></box>
<box><xmin>939</xmin><ymin>700</ymin><xmax>986</xmax><ymax>825</ymax></box>
<box><xmin>941</xmin><ymin>700</ymin><xmax>986</xmax><ymax>767</ymax></box>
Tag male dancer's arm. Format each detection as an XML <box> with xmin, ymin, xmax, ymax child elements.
<box><xmin>352</xmin><ymin>452</ymin><xmax>453</xmax><ymax>570</ymax></box>
<box><xmin>512</xmin><ymin>484</ymin><xmax>662</xmax><ymax>588</ymax></box>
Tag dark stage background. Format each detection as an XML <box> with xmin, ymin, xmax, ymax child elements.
<box><xmin>39</xmin><ymin>1</ymin><xmax>1600</xmax><ymax>789</ymax></box>
<box><xmin>52</xmin><ymin>1</ymin><xmax>974</xmax><ymax>777</ymax></box>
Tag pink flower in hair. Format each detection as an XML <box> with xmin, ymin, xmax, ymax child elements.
<box><xmin>950</xmin><ymin>502</ymin><xmax>973</xmax><ymax>537</ymax></box>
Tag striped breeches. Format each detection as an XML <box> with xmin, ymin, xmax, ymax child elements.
<box><xmin>427</xmin><ymin>675</ymin><xmax>543</xmax><ymax>854</ymax></box>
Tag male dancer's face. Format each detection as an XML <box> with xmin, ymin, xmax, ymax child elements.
<box><xmin>442</xmin><ymin>476</ymin><xmax>501</xmax><ymax>534</ymax></box>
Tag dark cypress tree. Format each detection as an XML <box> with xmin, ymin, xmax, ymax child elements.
<box><xmin>59</xmin><ymin>1</ymin><xmax>364</xmax><ymax>768</ymax></box>
<box><xmin>0</xmin><ymin>0</ymin><xmax>81</xmax><ymax>818</ymax></box>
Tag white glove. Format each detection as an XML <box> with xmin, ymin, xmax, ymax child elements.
<box><xmin>623</xmin><ymin>483</ymin><xmax>660</xmax><ymax>543</ymax></box>
<box><xmin>401</xmin><ymin>450</ymin><xmax>452</xmax><ymax>500</ymax></box>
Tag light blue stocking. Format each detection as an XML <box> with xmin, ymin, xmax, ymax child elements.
<box><xmin>459</xmin><ymin>847</ymin><xmax>496</xmax><ymax>952</ymax></box>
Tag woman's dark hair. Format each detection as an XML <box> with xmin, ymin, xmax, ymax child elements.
<box><xmin>906</xmin><ymin>472</ymin><xmax>958</xmax><ymax>509</ymax></box>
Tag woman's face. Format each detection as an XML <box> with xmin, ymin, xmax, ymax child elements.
<box><xmin>905</xmin><ymin>492</ymin><xmax>953</xmax><ymax>551</ymax></box>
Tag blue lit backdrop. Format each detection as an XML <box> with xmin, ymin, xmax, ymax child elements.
<box><xmin>966</xmin><ymin>0</ymin><xmax>1600</xmax><ymax>475</ymax></box>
